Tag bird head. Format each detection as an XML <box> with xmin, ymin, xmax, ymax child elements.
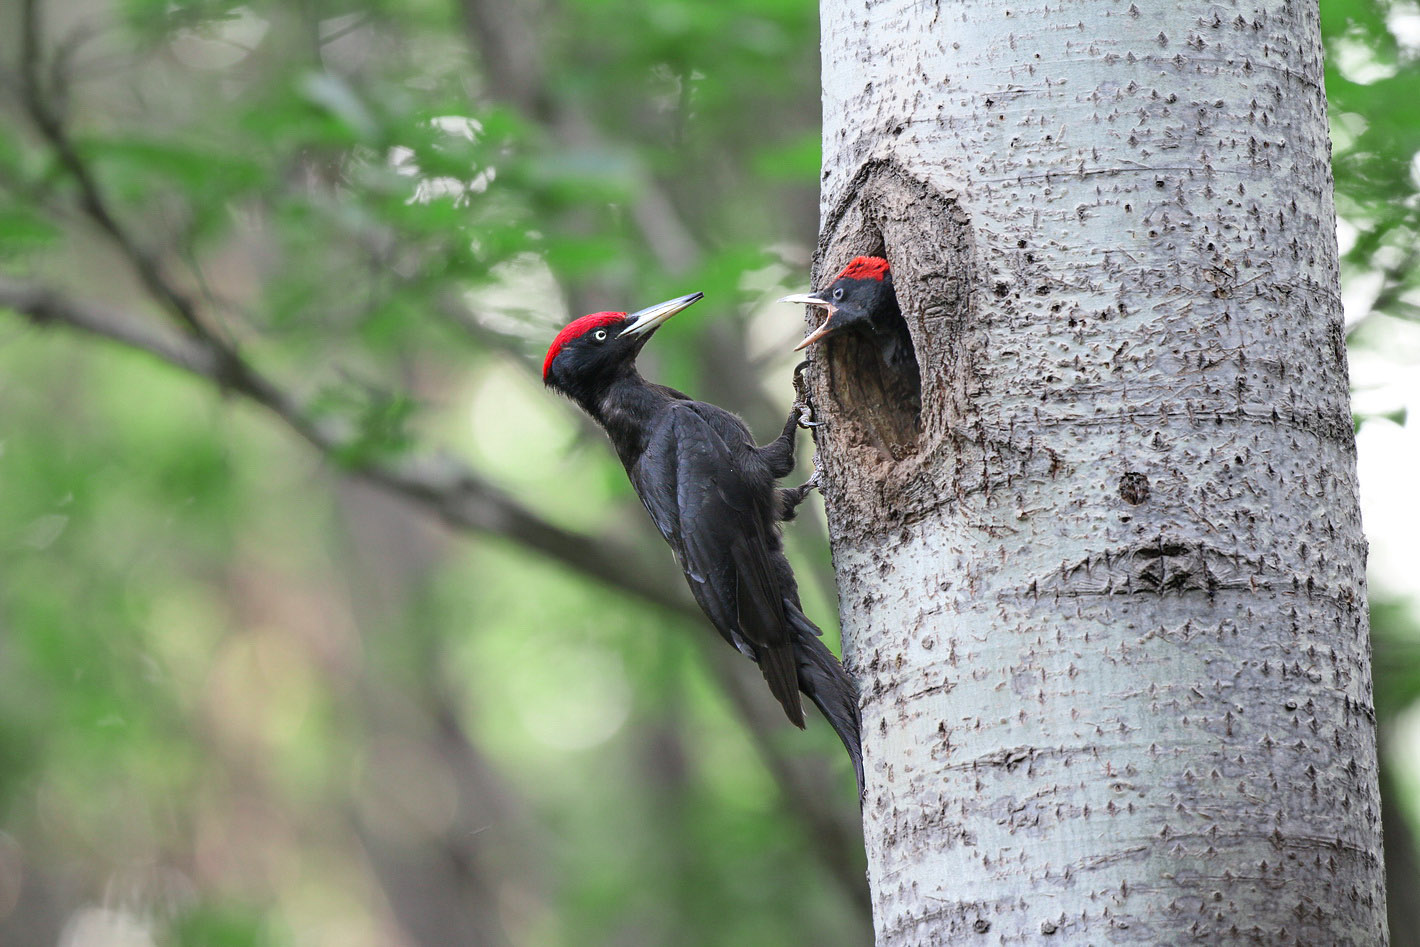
<box><xmin>779</xmin><ymin>256</ymin><xmax>896</xmax><ymax>350</ymax></box>
<box><xmin>543</xmin><ymin>292</ymin><xmax>704</xmax><ymax>399</ymax></box>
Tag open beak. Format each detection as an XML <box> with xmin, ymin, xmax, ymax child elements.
<box><xmin>620</xmin><ymin>292</ymin><xmax>704</xmax><ymax>338</ymax></box>
<box><xmin>778</xmin><ymin>292</ymin><xmax>836</xmax><ymax>351</ymax></box>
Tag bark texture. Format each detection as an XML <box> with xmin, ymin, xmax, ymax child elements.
<box><xmin>808</xmin><ymin>0</ymin><xmax>1387</xmax><ymax>942</ymax></box>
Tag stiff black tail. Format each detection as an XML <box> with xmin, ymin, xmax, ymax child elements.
<box><xmin>789</xmin><ymin>608</ymin><xmax>864</xmax><ymax>797</ymax></box>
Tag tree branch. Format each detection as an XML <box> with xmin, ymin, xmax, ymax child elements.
<box><xmin>0</xmin><ymin>276</ymin><xmax>693</xmax><ymax>614</ymax></box>
<box><xmin>19</xmin><ymin>0</ymin><xmax>211</xmax><ymax>340</ymax></box>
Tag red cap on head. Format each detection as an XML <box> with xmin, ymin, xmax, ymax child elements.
<box><xmin>543</xmin><ymin>312</ymin><xmax>625</xmax><ymax>380</ymax></box>
<box><xmin>835</xmin><ymin>256</ymin><xmax>890</xmax><ymax>282</ymax></box>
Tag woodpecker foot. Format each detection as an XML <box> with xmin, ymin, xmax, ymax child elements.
<box><xmin>778</xmin><ymin>468</ymin><xmax>821</xmax><ymax>520</ymax></box>
<box><xmin>791</xmin><ymin>453</ymin><xmax>824</xmax><ymax>497</ymax></box>
<box><xmin>794</xmin><ymin>402</ymin><xmax>823</xmax><ymax>429</ymax></box>
<box><xmin>792</xmin><ymin>360</ymin><xmax>823</xmax><ymax>428</ymax></box>
<box><xmin>792</xmin><ymin>359</ymin><xmax>812</xmax><ymax>399</ymax></box>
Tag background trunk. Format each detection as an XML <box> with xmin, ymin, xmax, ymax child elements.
<box><xmin>809</xmin><ymin>0</ymin><xmax>1388</xmax><ymax>942</ymax></box>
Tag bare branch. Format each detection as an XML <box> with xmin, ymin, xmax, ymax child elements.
<box><xmin>0</xmin><ymin>276</ymin><xmax>691</xmax><ymax>615</ymax></box>
<box><xmin>19</xmin><ymin>0</ymin><xmax>213</xmax><ymax>340</ymax></box>
<box><xmin>0</xmin><ymin>280</ymin><xmax>216</xmax><ymax>375</ymax></box>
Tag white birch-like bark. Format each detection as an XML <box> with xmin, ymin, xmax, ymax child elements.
<box><xmin>808</xmin><ymin>0</ymin><xmax>1387</xmax><ymax>942</ymax></box>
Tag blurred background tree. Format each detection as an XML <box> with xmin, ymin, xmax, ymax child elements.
<box><xmin>0</xmin><ymin>0</ymin><xmax>1416</xmax><ymax>944</ymax></box>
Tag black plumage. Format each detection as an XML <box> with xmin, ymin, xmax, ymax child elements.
<box><xmin>543</xmin><ymin>293</ymin><xmax>863</xmax><ymax>793</ymax></box>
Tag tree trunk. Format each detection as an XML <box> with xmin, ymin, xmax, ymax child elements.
<box><xmin>808</xmin><ymin>0</ymin><xmax>1388</xmax><ymax>942</ymax></box>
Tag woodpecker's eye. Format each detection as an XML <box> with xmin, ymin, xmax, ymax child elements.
<box><xmin>593</xmin><ymin>329</ymin><xmax>608</xmax><ymax>342</ymax></box>
<box><xmin>832</xmin><ymin>287</ymin><xmax>845</xmax><ymax>301</ymax></box>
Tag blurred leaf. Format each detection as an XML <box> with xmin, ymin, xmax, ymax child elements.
<box><xmin>82</xmin><ymin>137</ymin><xmax>266</xmax><ymax>194</ymax></box>
<box><xmin>310</xmin><ymin>383</ymin><xmax>420</xmax><ymax>466</ymax></box>
<box><xmin>166</xmin><ymin>902</ymin><xmax>278</xmax><ymax>947</ymax></box>
<box><xmin>0</xmin><ymin>207</ymin><xmax>62</xmax><ymax>254</ymax></box>
<box><xmin>299</xmin><ymin>72</ymin><xmax>382</xmax><ymax>144</ymax></box>
<box><xmin>752</xmin><ymin>132</ymin><xmax>821</xmax><ymax>181</ymax></box>
<box><xmin>120</xmin><ymin>0</ymin><xmax>250</xmax><ymax>34</ymax></box>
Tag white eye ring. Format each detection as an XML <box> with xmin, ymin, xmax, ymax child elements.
<box><xmin>593</xmin><ymin>329</ymin><xmax>608</xmax><ymax>342</ymax></box>
<box><xmin>832</xmin><ymin>287</ymin><xmax>845</xmax><ymax>301</ymax></box>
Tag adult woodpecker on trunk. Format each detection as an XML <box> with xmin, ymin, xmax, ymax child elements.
<box><xmin>779</xmin><ymin>256</ymin><xmax>911</xmax><ymax>366</ymax></box>
<box><xmin>543</xmin><ymin>292</ymin><xmax>863</xmax><ymax>793</ymax></box>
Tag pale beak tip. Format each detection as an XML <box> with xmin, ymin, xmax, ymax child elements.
<box><xmin>619</xmin><ymin>291</ymin><xmax>705</xmax><ymax>338</ymax></box>
<box><xmin>794</xmin><ymin>317</ymin><xmax>836</xmax><ymax>351</ymax></box>
<box><xmin>778</xmin><ymin>293</ymin><xmax>829</xmax><ymax>307</ymax></box>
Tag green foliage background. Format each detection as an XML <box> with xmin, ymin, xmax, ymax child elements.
<box><xmin>0</xmin><ymin>0</ymin><xmax>1416</xmax><ymax>943</ymax></box>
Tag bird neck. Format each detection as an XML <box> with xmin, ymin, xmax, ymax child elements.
<box><xmin>864</xmin><ymin>288</ymin><xmax>911</xmax><ymax>365</ymax></box>
<box><xmin>871</xmin><ymin>285</ymin><xmax>902</xmax><ymax>324</ymax></box>
<box><xmin>586</xmin><ymin>370</ymin><xmax>666</xmax><ymax>466</ymax></box>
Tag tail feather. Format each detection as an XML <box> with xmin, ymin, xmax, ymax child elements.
<box><xmin>789</xmin><ymin>607</ymin><xmax>864</xmax><ymax>797</ymax></box>
<box><xmin>732</xmin><ymin>535</ymin><xmax>806</xmax><ymax>728</ymax></box>
<box><xmin>760</xmin><ymin>644</ymin><xmax>807</xmax><ymax>729</ymax></box>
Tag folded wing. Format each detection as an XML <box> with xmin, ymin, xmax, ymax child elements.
<box><xmin>632</xmin><ymin>404</ymin><xmax>805</xmax><ymax>727</ymax></box>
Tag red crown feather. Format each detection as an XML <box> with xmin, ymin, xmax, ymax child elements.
<box><xmin>835</xmin><ymin>256</ymin><xmax>890</xmax><ymax>282</ymax></box>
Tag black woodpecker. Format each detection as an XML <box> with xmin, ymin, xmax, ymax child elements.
<box><xmin>543</xmin><ymin>293</ymin><xmax>863</xmax><ymax>794</ymax></box>
<box><xmin>780</xmin><ymin>256</ymin><xmax>911</xmax><ymax>365</ymax></box>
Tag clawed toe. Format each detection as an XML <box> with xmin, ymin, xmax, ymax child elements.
<box><xmin>795</xmin><ymin>402</ymin><xmax>824</xmax><ymax>429</ymax></box>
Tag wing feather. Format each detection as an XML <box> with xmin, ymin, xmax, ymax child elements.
<box><xmin>631</xmin><ymin>405</ymin><xmax>804</xmax><ymax>727</ymax></box>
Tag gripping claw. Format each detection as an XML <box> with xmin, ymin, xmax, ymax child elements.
<box><xmin>791</xmin><ymin>360</ymin><xmax>821</xmax><ymax>428</ymax></box>
<box><xmin>792</xmin><ymin>359</ymin><xmax>812</xmax><ymax>396</ymax></box>
<box><xmin>795</xmin><ymin>403</ymin><xmax>824</xmax><ymax>429</ymax></box>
